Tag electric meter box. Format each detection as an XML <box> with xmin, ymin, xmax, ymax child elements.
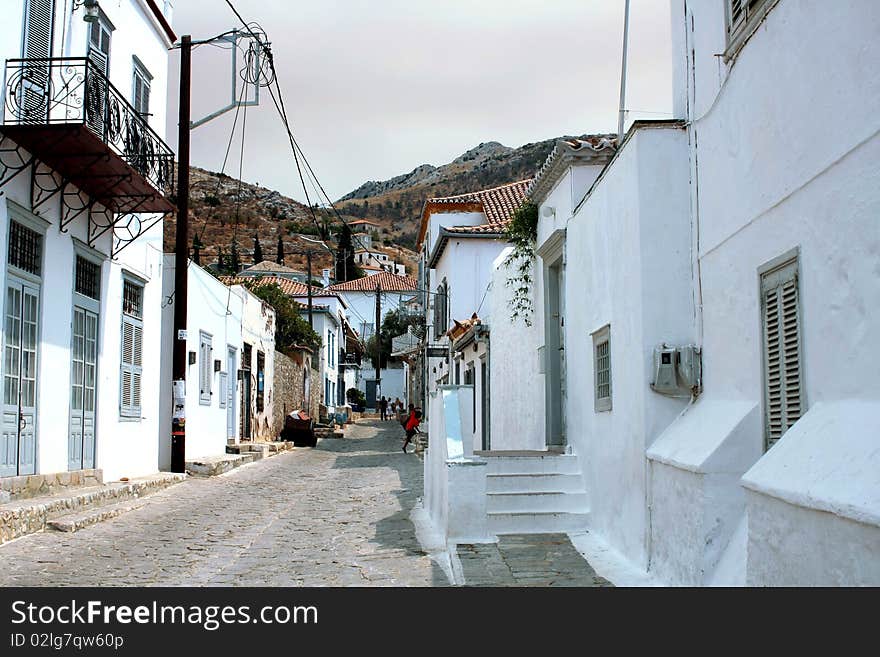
<box><xmin>651</xmin><ymin>344</ymin><xmax>702</xmax><ymax>396</ymax></box>
<box><xmin>651</xmin><ymin>345</ymin><xmax>679</xmax><ymax>395</ymax></box>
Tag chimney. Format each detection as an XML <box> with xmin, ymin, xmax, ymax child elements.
<box><xmin>322</xmin><ymin>269</ymin><xmax>330</xmax><ymax>288</ymax></box>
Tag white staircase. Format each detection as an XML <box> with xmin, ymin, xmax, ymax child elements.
<box><xmin>484</xmin><ymin>452</ymin><xmax>590</xmax><ymax>535</ymax></box>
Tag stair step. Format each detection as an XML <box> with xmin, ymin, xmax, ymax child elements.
<box><xmin>484</xmin><ymin>454</ymin><xmax>580</xmax><ymax>475</ymax></box>
<box><xmin>47</xmin><ymin>496</ymin><xmax>151</xmax><ymax>533</ymax></box>
<box><xmin>487</xmin><ymin>511</ymin><xmax>590</xmax><ymax>535</ymax></box>
<box><xmin>486</xmin><ymin>491</ymin><xmax>589</xmax><ymax>513</ymax></box>
<box><xmin>486</xmin><ymin>473</ymin><xmax>584</xmax><ymax>494</ymax></box>
<box><xmin>0</xmin><ymin>473</ymin><xmax>185</xmax><ymax>544</ymax></box>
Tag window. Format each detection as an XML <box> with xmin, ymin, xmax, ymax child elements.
<box><xmin>593</xmin><ymin>325</ymin><xmax>611</xmax><ymax>412</ymax></box>
<box><xmin>8</xmin><ymin>221</ymin><xmax>42</xmax><ymax>275</ymax></box>
<box><xmin>199</xmin><ymin>331</ymin><xmax>212</xmax><ymax>405</ymax></box>
<box><xmin>726</xmin><ymin>0</ymin><xmax>776</xmax><ymax>58</ymax></box>
<box><xmin>433</xmin><ymin>280</ymin><xmax>448</xmax><ymax>340</ymax></box>
<box><xmin>132</xmin><ymin>57</ymin><xmax>152</xmax><ymax>117</ymax></box>
<box><xmin>256</xmin><ymin>351</ymin><xmax>265</xmax><ymax>412</ymax></box>
<box><xmin>75</xmin><ymin>255</ymin><xmax>100</xmax><ymax>300</ymax></box>
<box><xmin>761</xmin><ymin>256</ymin><xmax>803</xmax><ymax>450</ymax></box>
<box><xmin>219</xmin><ymin>372</ymin><xmax>228</xmax><ymax>409</ymax></box>
<box><xmin>88</xmin><ymin>13</ymin><xmax>112</xmax><ymax>76</ymax></box>
<box><xmin>120</xmin><ymin>278</ymin><xmax>143</xmax><ymax>417</ymax></box>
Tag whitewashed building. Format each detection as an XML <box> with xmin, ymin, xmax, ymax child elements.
<box><xmin>329</xmin><ymin>271</ymin><xmax>417</xmax><ymax>406</ymax></box>
<box><xmin>0</xmin><ymin>0</ymin><xmax>176</xmax><ymax>482</ymax></box>
<box><xmin>430</xmin><ymin>0</ymin><xmax>880</xmax><ymax>585</ymax></box>
<box><xmin>237</xmin><ymin>284</ymin><xmax>275</xmax><ymax>441</ymax></box>
<box><xmin>417</xmin><ymin>180</ymin><xmax>531</xmax><ymax>442</ymax></box>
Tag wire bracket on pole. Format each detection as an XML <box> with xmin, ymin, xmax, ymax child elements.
<box><xmin>190</xmin><ymin>30</ymin><xmax>265</xmax><ymax>130</ymax></box>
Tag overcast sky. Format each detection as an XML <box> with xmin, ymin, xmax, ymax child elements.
<box><xmin>166</xmin><ymin>0</ymin><xmax>673</xmax><ymax>203</ymax></box>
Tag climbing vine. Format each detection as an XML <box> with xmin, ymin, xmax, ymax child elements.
<box><xmin>504</xmin><ymin>202</ymin><xmax>538</xmax><ymax>326</ymax></box>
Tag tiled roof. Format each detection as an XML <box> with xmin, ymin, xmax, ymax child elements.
<box><xmin>328</xmin><ymin>271</ymin><xmax>418</xmax><ymax>292</ymax></box>
<box><xmin>241</xmin><ymin>260</ymin><xmax>305</xmax><ymax>275</ymax></box>
<box><xmin>527</xmin><ymin>134</ymin><xmax>617</xmax><ymax>203</ymax></box>
<box><xmin>418</xmin><ymin>179</ymin><xmax>532</xmax><ymax>249</ymax></box>
<box><xmin>221</xmin><ymin>276</ymin><xmax>336</xmax><ymax>297</ymax></box>
<box><xmin>442</xmin><ymin>222</ymin><xmax>509</xmax><ymax>235</ymax></box>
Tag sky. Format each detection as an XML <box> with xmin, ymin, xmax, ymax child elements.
<box><xmin>165</xmin><ymin>0</ymin><xmax>673</xmax><ymax>203</ymax></box>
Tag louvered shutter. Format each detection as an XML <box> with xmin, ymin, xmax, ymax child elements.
<box><xmin>761</xmin><ymin>259</ymin><xmax>802</xmax><ymax>450</ymax></box>
<box><xmin>199</xmin><ymin>333</ymin><xmax>212</xmax><ymax>405</ymax></box>
<box><xmin>120</xmin><ymin>316</ymin><xmax>142</xmax><ymax>417</ymax></box>
<box><xmin>24</xmin><ymin>0</ymin><xmax>55</xmax><ymax>59</ymax></box>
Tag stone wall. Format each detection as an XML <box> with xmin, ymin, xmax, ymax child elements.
<box><xmin>273</xmin><ymin>349</ymin><xmax>322</xmax><ymax>435</ymax></box>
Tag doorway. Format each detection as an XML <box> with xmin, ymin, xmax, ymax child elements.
<box><xmin>68</xmin><ymin>306</ymin><xmax>98</xmax><ymax>470</ymax></box>
<box><xmin>1</xmin><ymin>279</ymin><xmax>39</xmax><ymax>477</ymax></box>
<box><xmin>544</xmin><ymin>259</ymin><xmax>566</xmax><ymax>447</ymax></box>
<box><xmin>226</xmin><ymin>346</ymin><xmax>237</xmax><ymax>441</ymax></box>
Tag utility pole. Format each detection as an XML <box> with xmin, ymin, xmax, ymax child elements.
<box><xmin>617</xmin><ymin>0</ymin><xmax>631</xmax><ymax>143</ymax></box>
<box><xmin>306</xmin><ymin>249</ymin><xmax>314</xmax><ymax>328</ymax></box>
<box><xmin>171</xmin><ymin>34</ymin><xmax>192</xmax><ymax>473</ymax></box>
<box><xmin>375</xmin><ymin>283</ymin><xmax>381</xmax><ymax>396</ymax></box>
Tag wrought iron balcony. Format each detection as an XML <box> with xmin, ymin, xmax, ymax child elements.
<box><xmin>2</xmin><ymin>57</ymin><xmax>174</xmax><ymax>212</ymax></box>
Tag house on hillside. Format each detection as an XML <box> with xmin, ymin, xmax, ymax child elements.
<box><xmin>347</xmin><ymin>219</ymin><xmax>380</xmax><ymax>251</ymax></box>
<box><xmin>353</xmin><ymin>248</ymin><xmax>406</xmax><ymax>276</ymax></box>
<box><xmin>328</xmin><ymin>271</ymin><xmax>418</xmax><ymax>407</ymax></box>
<box><xmin>237</xmin><ymin>260</ymin><xmax>308</xmax><ymax>284</ymax></box>
<box><xmin>0</xmin><ymin>0</ymin><xmax>176</xmax><ymax>483</ymax></box>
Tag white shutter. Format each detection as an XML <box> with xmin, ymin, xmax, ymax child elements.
<box><xmin>219</xmin><ymin>373</ymin><xmax>228</xmax><ymax>409</ymax></box>
<box><xmin>120</xmin><ymin>315</ymin><xmax>142</xmax><ymax>417</ymax></box>
<box><xmin>762</xmin><ymin>259</ymin><xmax>802</xmax><ymax>449</ymax></box>
<box><xmin>199</xmin><ymin>333</ymin><xmax>212</xmax><ymax>405</ymax></box>
<box><xmin>24</xmin><ymin>0</ymin><xmax>55</xmax><ymax>60</ymax></box>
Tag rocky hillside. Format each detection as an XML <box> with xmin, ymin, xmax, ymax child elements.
<box><xmin>168</xmin><ymin>135</ymin><xmax>581</xmax><ymax>277</ymax></box>
<box><xmin>336</xmin><ymin>136</ymin><xmax>586</xmax><ymax>249</ymax></box>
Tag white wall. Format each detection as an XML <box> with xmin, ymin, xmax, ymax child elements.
<box><xmin>425</xmin><ymin>211</ymin><xmax>484</xmax><ymax>258</ymax></box>
<box><xmin>489</xmin><ymin>248</ymin><xmax>545</xmax><ymax>451</ymax></box>
<box><xmin>543</xmin><ymin>125</ymin><xmax>693</xmax><ymax>568</ymax></box>
<box><xmin>160</xmin><ymin>259</ymin><xmax>242</xmax><ymax>466</ymax></box>
<box><xmin>238</xmin><ymin>285</ymin><xmax>275</xmax><ymax>440</ymax></box>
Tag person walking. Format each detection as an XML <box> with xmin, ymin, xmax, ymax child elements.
<box><xmin>393</xmin><ymin>397</ymin><xmax>403</xmax><ymax>422</ymax></box>
<box><xmin>402</xmin><ymin>404</ymin><xmax>421</xmax><ymax>454</ymax></box>
<box><xmin>379</xmin><ymin>396</ymin><xmax>388</xmax><ymax>421</ymax></box>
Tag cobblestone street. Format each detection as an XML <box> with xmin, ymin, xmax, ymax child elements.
<box><xmin>0</xmin><ymin>420</ymin><xmax>610</xmax><ymax>587</ymax></box>
<box><xmin>0</xmin><ymin>420</ymin><xmax>446</xmax><ymax>586</ymax></box>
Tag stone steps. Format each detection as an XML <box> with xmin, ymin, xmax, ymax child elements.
<box><xmin>47</xmin><ymin>497</ymin><xmax>152</xmax><ymax>533</ymax></box>
<box><xmin>0</xmin><ymin>473</ymin><xmax>185</xmax><ymax>544</ymax></box>
<box><xmin>487</xmin><ymin>511</ymin><xmax>591</xmax><ymax>535</ymax></box>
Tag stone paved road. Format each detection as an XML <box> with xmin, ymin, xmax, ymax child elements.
<box><xmin>456</xmin><ymin>534</ymin><xmax>612</xmax><ymax>587</ymax></box>
<box><xmin>0</xmin><ymin>420</ymin><xmax>448</xmax><ymax>587</ymax></box>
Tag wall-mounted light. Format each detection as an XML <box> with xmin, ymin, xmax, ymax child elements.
<box><xmin>541</xmin><ymin>206</ymin><xmax>556</xmax><ymax>218</ymax></box>
<box><xmin>74</xmin><ymin>0</ymin><xmax>100</xmax><ymax>23</ymax></box>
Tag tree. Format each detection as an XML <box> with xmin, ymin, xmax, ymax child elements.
<box><xmin>367</xmin><ymin>308</ymin><xmax>422</xmax><ymax>370</ymax></box>
<box><xmin>246</xmin><ymin>282</ymin><xmax>321</xmax><ymax>353</ymax></box>
<box><xmin>191</xmin><ymin>235</ymin><xmax>202</xmax><ymax>265</ymax></box>
<box><xmin>252</xmin><ymin>234</ymin><xmax>263</xmax><ymax>263</ymax></box>
<box><xmin>229</xmin><ymin>239</ymin><xmax>241</xmax><ymax>274</ymax></box>
<box><xmin>276</xmin><ymin>235</ymin><xmax>284</xmax><ymax>264</ymax></box>
<box><xmin>334</xmin><ymin>223</ymin><xmax>363</xmax><ymax>283</ymax></box>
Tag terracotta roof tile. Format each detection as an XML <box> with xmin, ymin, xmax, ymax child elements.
<box><xmin>328</xmin><ymin>271</ymin><xmax>418</xmax><ymax>292</ymax></box>
<box><xmin>220</xmin><ymin>276</ymin><xmax>335</xmax><ymax>297</ymax></box>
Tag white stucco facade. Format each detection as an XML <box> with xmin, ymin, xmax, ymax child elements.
<box><xmin>0</xmin><ymin>0</ymin><xmax>174</xmax><ymax>482</ymax></box>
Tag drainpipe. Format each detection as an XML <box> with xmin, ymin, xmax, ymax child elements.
<box><xmin>617</xmin><ymin>0</ymin><xmax>632</xmax><ymax>142</ymax></box>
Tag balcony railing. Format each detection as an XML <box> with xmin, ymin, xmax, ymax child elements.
<box><xmin>3</xmin><ymin>57</ymin><xmax>174</xmax><ymax>195</ymax></box>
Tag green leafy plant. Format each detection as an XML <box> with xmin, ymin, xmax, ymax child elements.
<box><xmin>245</xmin><ymin>282</ymin><xmax>321</xmax><ymax>353</ymax></box>
<box><xmin>504</xmin><ymin>202</ymin><xmax>538</xmax><ymax>325</ymax></box>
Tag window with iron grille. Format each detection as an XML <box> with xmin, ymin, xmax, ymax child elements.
<box><xmin>75</xmin><ymin>255</ymin><xmax>100</xmax><ymax>300</ymax></box>
<box><xmin>593</xmin><ymin>325</ymin><xmax>612</xmax><ymax>412</ymax></box>
<box><xmin>122</xmin><ymin>279</ymin><xmax>143</xmax><ymax>318</ymax></box>
<box><xmin>761</xmin><ymin>256</ymin><xmax>803</xmax><ymax>450</ymax></box>
<box><xmin>120</xmin><ymin>277</ymin><xmax>144</xmax><ymax>418</ymax></box>
<box><xmin>8</xmin><ymin>221</ymin><xmax>42</xmax><ymax>276</ymax></box>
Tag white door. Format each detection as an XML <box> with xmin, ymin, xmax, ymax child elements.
<box><xmin>68</xmin><ymin>306</ymin><xmax>98</xmax><ymax>470</ymax></box>
<box><xmin>226</xmin><ymin>346</ymin><xmax>237</xmax><ymax>440</ymax></box>
<box><xmin>1</xmin><ymin>280</ymin><xmax>39</xmax><ymax>476</ymax></box>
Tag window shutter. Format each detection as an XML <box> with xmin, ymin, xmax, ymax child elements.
<box><xmin>762</xmin><ymin>259</ymin><xmax>802</xmax><ymax>449</ymax></box>
<box><xmin>199</xmin><ymin>334</ymin><xmax>212</xmax><ymax>405</ymax></box>
<box><xmin>120</xmin><ymin>316</ymin><xmax>142</xmax><ymax>417</ymax></box>
<box><xmin>24</xmin><ymin>0</ymin><xmax>55</xmax><ymax>60</ymax></box>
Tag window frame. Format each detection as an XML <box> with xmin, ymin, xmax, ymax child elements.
<box><xmin>198</xmin><ymin>330</ymin><xmax>213</xmax><ymax>406</ymax></box>
<box><xmin>724</xmin><ymin>0</ymin><xmax>781</xmax><ymax>63</ymax></box>
<box><xmin>119</xmin><ymin>274</ymin><xmax>145</xmax><ymax>419</ymax></box>
<box><xmin>592</xmin><ymin>324</ymin><xmax>612</xmax><ymax>412</ymax></box>
<box><xmin>758</xmin><ymin>249</ymin><xmax>804</xmax><ymax>451</ymax></box>
<box><xmin>131</xmin><ymin>55</ymin><xmax>152</xmax><ymax>118</ymax></box>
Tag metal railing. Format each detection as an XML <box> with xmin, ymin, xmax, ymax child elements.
<box><xmin>3</xmin><ymin>57</ymin><xmax>174</xmax><ymax>195</ymax></box>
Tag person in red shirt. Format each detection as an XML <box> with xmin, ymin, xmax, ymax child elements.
<box><xmin>403</xmin><ymin>404</ymin><xmax>420</xmax><ymax>453</ymax></box>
